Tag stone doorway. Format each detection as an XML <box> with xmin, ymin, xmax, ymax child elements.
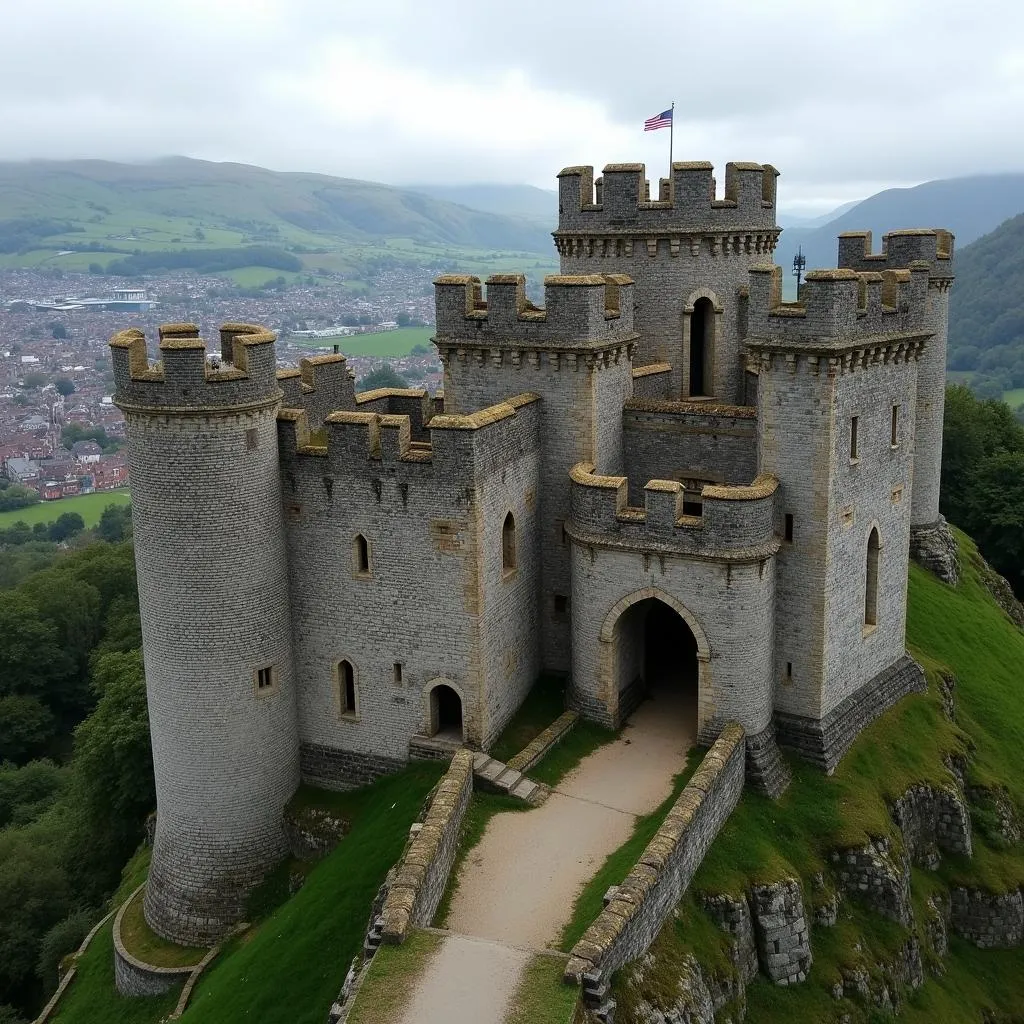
<box><xmin>613</xmin><ymin>596</ymin><xmax>699</xmax><ymax>738</ymax></box>
<box><xmin>430</xmin><ymin>684</ymin><xmax>464</xmax><ymax>741</ymax></box>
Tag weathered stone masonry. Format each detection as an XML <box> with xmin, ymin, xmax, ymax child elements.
<box><xmin>113</xmin><ymin>156</ymin><xmax>955</xmax><ymax>946</ymax></box>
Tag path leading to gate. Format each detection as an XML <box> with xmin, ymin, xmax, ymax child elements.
<box><xmin>393</xmin><ymin>686</ymin><xmax>695</xmax><ymax>1024</ymax></box>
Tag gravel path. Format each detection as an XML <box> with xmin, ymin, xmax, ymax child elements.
<box><xmin>447</xmin><ymin>685</ymin><xmax>694</xmax><ymax>948</ymax></box>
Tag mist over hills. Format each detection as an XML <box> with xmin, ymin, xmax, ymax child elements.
<box><xmin>407</xmin><ymin>183</ymin><xmax>557</xmax><ymax>227</ymax></box>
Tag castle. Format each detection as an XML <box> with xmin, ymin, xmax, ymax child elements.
<box><xmin>109</xmin><ymin>158</ymin><xmax>955</xmax><ymax>947</ymax></box>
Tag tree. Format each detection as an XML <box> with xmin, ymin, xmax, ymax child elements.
<box><xmin>87</xmin><ymin>262</ymin><xmax>104</xmax><ymax>275</ymax></box>
<box><xmin>410</xmin><ymin>343</ymin><xmax>431</xmax><ymax>356</ymax></box>
<box><xmin>396</xmin><ymin>312</ymin><xmax>412</xmax><ymax>326</ymax></box>
<box><xmin>35</xmin><ymin>910</ymin><xmax>94</xmax><ymax>997</ymax></box>
<box><xmin>53</xmin><ymin>379</ymin><xmax>75</xmax><ymax>398</ymax></box>
<box><xmin>47</xmin><ymin>513</ymin><xmax>84</xmax><ymax>543</ymax></box>
<box><xmin>0</xmin><ymin>594</ymin><xmax>73</xmax><ymax>700</ymax></box>
<box><xmin>0</xmin><ymin>486</ymin><xmax>38</xmax><ymax>513</ymax></box>
<box><xmin>0</xmin><ymin>761</ymin><xmax>65</xmax><ymax>830</ymax></box>
<box><xmin>358</xmin><ymin>364</ymin><xmax>408</xmax><ymax>391</ymax></box>
<box><xmin>0</xmin><ymin>696</ymin><xmax>55</xmax><ymax>764</ymax></box>
<box><xmin>20</xmin><ymin>373</ymin><xmax>46</xmax><ymax>390</ymax></box>
<box><xmin>97</xmin><ymin>503</ymin><xmax>132</xmax><ymax>543</ymax></box>
<box><xmin>48</xmin><ymin>324</ymin><xmax>67</xmax><ymax>341</ymax></box>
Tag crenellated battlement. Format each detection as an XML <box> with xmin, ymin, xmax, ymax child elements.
<box><xmin>745</xmin><ymin>264</ymin><xmax>932</xmax><ymax>349</ymax></box>
<box><xmin>556</xmin><ymin>161</ymin><xmax>779</xmax><ymax>236</ymax></box>
<box><xmin>277</xmin><ymin>393</ymin><xmax>541</xmax><ymax>480</ymax></box>
<box><xmin>434</xmin><ymin>273</ymin><xmax>636</xmax><ymax>349</ymax></box>
<box><xmin>110</xmin><ymin>322</ymin><xmax>280</xmax><ymax>413</ymax></box>
<box><xmin>837</xmin><ymin>229</ymin><xmax>955</xmax><ymax>283</ymax></box>
<box><xmin>568</xmin><ymin>462</ymin><xmax>778</xmax><ymax>557</ymax></box>
<box><xmin>277</xmin><ymin>352</ymin><xmax>355</xmax><ymax>426</ymax></box>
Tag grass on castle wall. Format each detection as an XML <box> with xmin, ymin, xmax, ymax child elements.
<box><xmin>488</xmin><ymin>674</ymin><xmax>568</xmax><ymax>764</ymax></box>
<box><xmin>50</xmin><ymin>920</ymin><xmax>182</xmax><ymax>1024</ymax></box>
<box><xmin>0</xmin><ymin>489</ymin><xmax>130</xmax><ymax>529</ymax></box>
<box><xmin>504</xmin><ymin>952</ymin><xmax>580</xmax><ymax>1024</ymax></box>
<box><xmin>527</xmin><ymin>720</ymin><xmax>617</xmax><ymax>789</ymax></box>
<box><xmin>118</xmin><ymin>888</ymin><xmax>207</xmax><ymax>968</ymax></box>
<box><xmin>177</xmin><ymin>761</ymin><xmax>445</xmax><ymax>1024</ymax></box>
<box><xmin>344</xmin><ymin>929</ymin><xmax>442</xmax><ymax>1024</ymax></box>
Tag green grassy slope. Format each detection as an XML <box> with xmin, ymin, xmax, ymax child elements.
<box><xmin>0</xmin><ymin>157</ymin><xmax>553</xmax><ymax>275</ymax></box>
<box><xmin>0</xmin><ymin>489</ymin><xmax>130</xmax><ymax>529</ymax></box>
<box><xmin>615</xmin><ymin>530</ymin><xmax>1024</xmax><ymax>1023</ymax></box>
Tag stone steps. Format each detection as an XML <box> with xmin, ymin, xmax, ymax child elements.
<box><xmin>471</xmin><ymin>752</ymin><xmax>546</xmax><ymax>805</ymax></box>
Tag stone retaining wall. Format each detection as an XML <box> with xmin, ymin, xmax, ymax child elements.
<box><xmin>380</xmin><ymin>748</ymin><xmax>474</xmax><ymax>942</ymax></box>
<box><xmin>507</xmin><ymin>710</ymin><xmax>579</xmax><ymax>773</ymax></box>
<box><xmin>113</xmin><ymin>885</ymin><xmax>200</xmax><ymax>997</ymax></box>
<box><xmin>950</xmin><ymin>886</ymin><xmax>1024</xmax><ymax>948</ymax></box>
<box><xmin>564</xmin><ymin>722</ymin><xmax>746</xmax><ymax>984</ymax></box>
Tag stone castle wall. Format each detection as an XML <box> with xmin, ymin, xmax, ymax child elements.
<box><xmin>277</xmin><ymin>394</ymin><xmax>542</xmax><ymax>782</ymax></box>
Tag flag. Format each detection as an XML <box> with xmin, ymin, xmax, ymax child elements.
<box><xmin>644</xmin><ymin>109</ymin><xmax>672</xmax><ymax>132</ymax></box>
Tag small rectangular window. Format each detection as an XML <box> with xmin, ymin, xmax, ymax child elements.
<box><xmin>255</xmin><ymin>666</ymin><xmax>276</xmax><ymax>693</ymax></box>
<box><xmin>850</xmin><ymin>416</ymin><xmax>859</xmax><ymax>460</ymax></box>
<box><xmin>393</xmin><ymin>663</ymin><xmax>403</xmax><ymax>684</ymax></box>
<box><xmin>246</xmin><ymin>427</ymin><xmax>259</xmax><ymax>451</ymax></box>
<box><xmin>554</xmin><ymin>594</ymin><xmax>569</xmax><ymax>616</ymax></box>
<box><xmin>891</xmin><ymin>405</ymin><xmax>899</xmax><ymax>447</ymax></box>
<box><xmin>784</xmin><ymin>513</ymin><xmax>794</xmax><ymax>543</ymax></box>
<box><xmin>786</xmin><ymin>662</ymin><xmax>793</xmax><ymax>679</ymax></box>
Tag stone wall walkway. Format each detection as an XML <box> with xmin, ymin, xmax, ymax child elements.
<box><xmin>397</xmin><ymin>687</ymin><xmax>695</xmax><ymax>1022</ymax></box>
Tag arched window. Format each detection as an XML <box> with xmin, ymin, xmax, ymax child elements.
<box><xmin>865</xmin><ymin>528</ymin><xmax>880</xmax><ymax>628</ymax></box>
<box><xmin>502</xmin><ymin>512</ymin><xmax>516</xmax><ymax>574</ymax></box>
<box><xmin>354</xmin><ymin>534</ymin><xmax>370</xmax><ymax>575</ymax></box>
<box><xmin>689</xmin><ymin>297</ymin><xmax>714</xmax><ymax>397</ymax></box>
<box><xmin>337</xmin><ymin>660</ymin><xmax>357</xmax><ymax>716</ymax></box>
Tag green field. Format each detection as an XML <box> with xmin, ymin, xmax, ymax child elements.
<box><xmin>0</xmin><ymin>489</ymin><xmax>130</xmax><ymax>529</ymax></box>
<box><xmin>288</xmin><ymin>327</ymin><xmax>434</xmax><ymax>358</ymax></box>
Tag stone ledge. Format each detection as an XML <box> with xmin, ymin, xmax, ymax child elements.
<box><xmin>506</xmin><ymin>710</ymin><xmax>579</xmax><ymax>773</ymax></box>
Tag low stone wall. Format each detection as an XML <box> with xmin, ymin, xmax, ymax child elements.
<box><xmin>113</xmin><ymin>885</ymin><xmax>200</xmax><ymax>997</ymax></box>
<box><xmin>564</xmin><ymin>722</ymin><xmax>746</xmax><ymax>985</ymax></box>
<box><xmin>507</xmin><ymin>710</ymin><xmax>579</xmax><ymax>774</ymax></box>
<box><xmin>950</xmin><ymin>886</ymin><xmax>1024</xmax><ymax>948</ymax></box>
<box><xmin>892</xmin><ymin>783</ymin><xmax>972</xmax><ymax>868</ymax></box>
<box><xmin>380</xmin><ymin>748</ymin><xmax>474</xmax><ymax>943</ymax></box>
<box><xmin>31</xmin><ymin>909</ymin><xmax>115</xmax><ymax>1024</ymax></box>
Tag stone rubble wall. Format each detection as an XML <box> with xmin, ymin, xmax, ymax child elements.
<box><xmin>749</xmin><ymin>879</ymin><xmax>812</xmax><ymax>985</ymax></box>
<box><xmin>950</xmin><ymin>887</ymin><xmax>1024</xmax><ymax>948</ymax></box>
<box><xmin>831</xmin><ymin>836</ymin><xmax>913</xmax><ymax>926</ymax></box>
<box><xmin>565</xmin><ymin>723</ymin><xmax>746</xmax><ymax>984</ymax></box>
<box><xmin>380</xmin><ymin>749</ymin><xmax>474</xmax><ymax>943</ymax></box>
<box><xmin>891</xmin><ymin>783</ymin><xmax>972</xmax><ymax>868</ymax></box>
<box><xmin>701</xmin><ymin>893</ymin><xmax>758</xmax><ymax>983</ymax></box>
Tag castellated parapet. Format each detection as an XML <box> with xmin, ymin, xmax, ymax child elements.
<box><xmin>556</xmin><ymin>161</ymin><xmax>779</xmax><ymax>234</ymax></box>
<box><xmin>116</xmin><ymin>153</ymin><xmax>958</xmax><ymax>948</ymax></box>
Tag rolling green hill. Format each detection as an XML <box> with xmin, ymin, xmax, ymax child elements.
<box><xmin>946</xmin><ymin>212</ymin><xmax>1024</xmax><ymax>400</ymax></box>
<box><xmin>0</xmin><ymin>157</ymin><xmax>555</xmax><ymax>277</ymax></box>
<box><xmin>407</xmin><ymin>183</ymin><xmax>557</xmax><ymax>227</ymax></box>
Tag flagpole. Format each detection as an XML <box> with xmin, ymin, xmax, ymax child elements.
<box><xmin>669</xmin><ymin>101</ymin><xmax>675</xmax><ymax>180</ymax></box>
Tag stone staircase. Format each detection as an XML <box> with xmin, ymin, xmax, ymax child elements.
<box><xmin>472</xmin><ymin>752</ymin><xmax>547</xmax><ymax>804</ymax></box>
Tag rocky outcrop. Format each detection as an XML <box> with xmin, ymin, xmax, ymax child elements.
<box><xmin>910</xmin><ymin>517</ymin><xmax>960</xmax><ymax>586</ymax></box>
<box><xmin>283</xmin><ymin>805</ymin><xmax>348</xmax><ymax>861</ymax></box>
<box><xmin>968</xmin><ymin>784</ymin><xmax>1023</xmax><ymax>846</ymax></box>
<box><xmin>833</xmin><ymin>935</ymin><xmax>923</xmax><ymax>1014</ymax></box>
<box><xmin>701</xmin><ymin>893</ymin><xmax>758</xmax><ymax>983</ymax></box>
<box><xmin>831</xmin><ymin>837</ymin><xmax>912</xmax><ymax>926</ymax></box>
<box><xmin>971</xmin><ymin>548</ymin><xmax>1024</xmax><ymax>629</ymax></box>
<box><xmin>620</xmin><ymin>951</ymin><xmax>717</xmax><ymax>1024</ymax></box>
<box><xmin>891</xmin><ymin>783</ymin><xmax>972</xmax><ymax>868</ymax></box>
<box><xmin>749</xmin><ymin>879</ymin><xmax>812</xmax><ymax>985</ymax></box>
<box><xmin>950</xmin><ymin>887</ymin><xmax>1024</xmax><ymax>948</ymax></box>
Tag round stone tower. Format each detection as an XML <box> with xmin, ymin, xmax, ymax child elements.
<box><xmin>110</xmin><ymin>321</ymin><xmax>300</xmax><ymax>945</ymax></box>
<box><xmin>554</xmin><ymin>160</ymin><xmax>780</xmax><ymax>402</ymax></box>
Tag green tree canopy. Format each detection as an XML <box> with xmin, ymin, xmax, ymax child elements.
<box><xmin>358</xmin><ymin>364</ymin><xmax>408</xmax><ymax>391</ymax></box>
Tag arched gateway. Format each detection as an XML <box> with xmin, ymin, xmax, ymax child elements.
<box><xmin>599</xmin><ymin>587</ymin><xmax>709</xmax><ymax>736</ymax></box>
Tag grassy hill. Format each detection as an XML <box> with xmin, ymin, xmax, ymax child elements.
<box><xmin>776</xmin><ymin>172</ymin><xmax>1024</xmax><ymax>281</ymax></box>
<box><xmin>407</xmin><ymin>183</ymin><xmax>557</xmax><ymax>227</ymax></box>
<box><xmin>947</xmin><ymin>212</ymin><xmax>1024</xmax><ymax>401</ymax></box>
<box><xmin>0</xmin><ymin>158</ymin><xmax>555</xmax><ymax>277</ymax></box>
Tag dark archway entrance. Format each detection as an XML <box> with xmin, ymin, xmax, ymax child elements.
<box><xmin>614</xmin><ymin>597</ymin><xmax>698</xmax><ymax>733</ymax></box>
<box><xmin>430</xmin><ymin>684</ymin><xmax>463</xmax><ymax>740</ymax></box>
<box><xmin>689</xmin><ymin>297</ymin><xmax>713</xmax><ymax>397</ymax></box>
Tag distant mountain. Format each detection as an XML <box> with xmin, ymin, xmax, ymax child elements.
<box><xmin>778</xmin><ymin>199</ymin><xmax>861</xmax><ymax>230</ymax></box>
<box><xmin>0</xmin><ymin>157</ymin><xmax>554</xmax><ymax>275</ymax></box>
<box><xmin>407</xmin><ymin>183</ymin><xmax>557</xmax><ymax>227</ymax></box>
<box><xmin>947</xmin><ymin>212</ymin><xmax>1024</xmax><ymax>399</ymax></box>
<box><xmin>777</xmin><ymin>173</ymin><xmax>1024</xmax><ymax>277</ymax></box>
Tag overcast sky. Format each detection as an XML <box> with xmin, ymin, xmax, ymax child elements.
<box><xmin>1</xmin><ymin>0</ymin><xmax>1022</xmax><ymax>214</ymax></box>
